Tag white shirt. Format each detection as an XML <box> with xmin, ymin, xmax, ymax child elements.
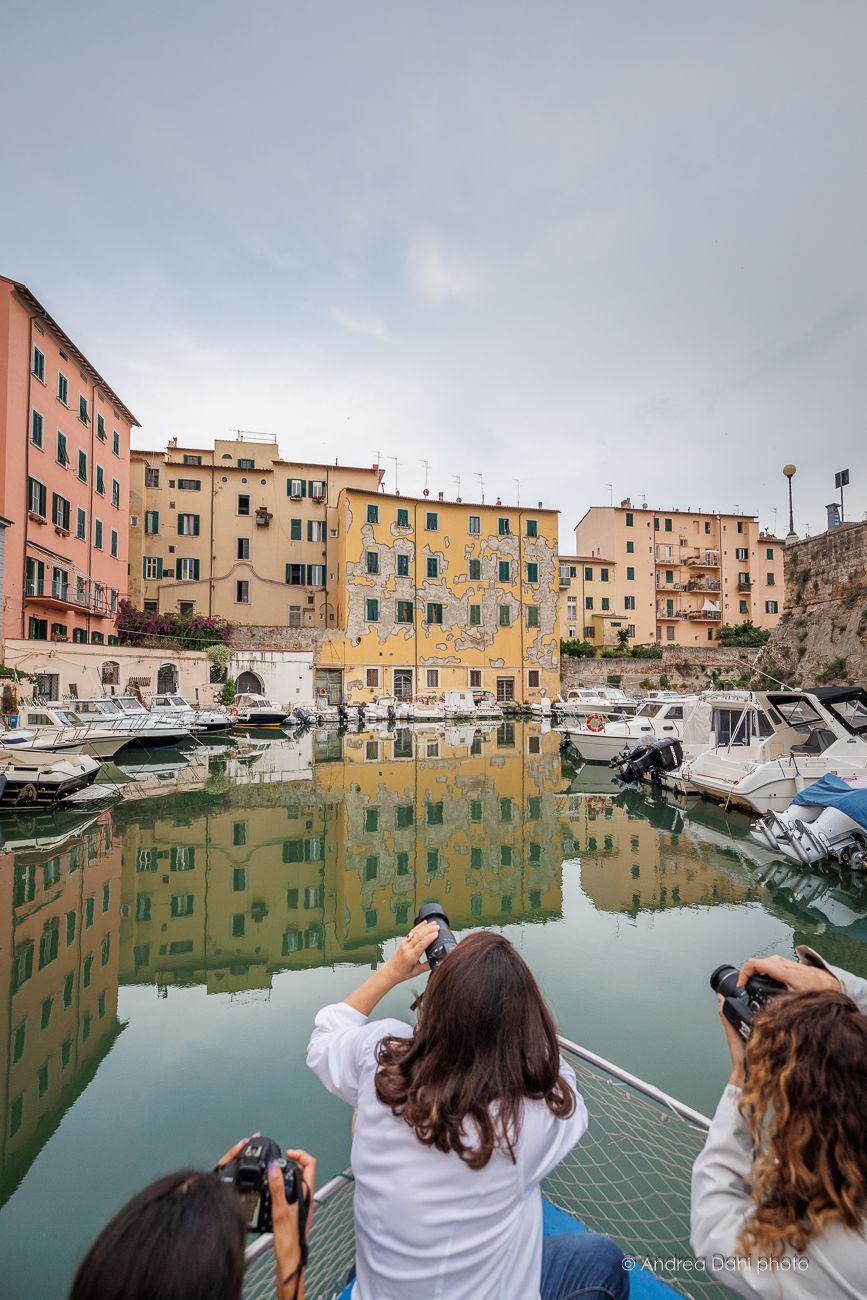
<box><xmin>307</xmin><ymin>1002</ymin><xmax>588</xmax><ymax>1300</ymax></box>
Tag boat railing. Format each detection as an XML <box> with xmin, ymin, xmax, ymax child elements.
<box><xmin>243</xmin><ymin>1037</ymin><xmax>726</xmax><ymax>1299</ymax></box>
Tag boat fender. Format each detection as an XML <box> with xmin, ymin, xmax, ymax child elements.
<box><xmin>586</xmin><ymin>713</ymin><xmax>606</xmax><ymax>733</ymax></box>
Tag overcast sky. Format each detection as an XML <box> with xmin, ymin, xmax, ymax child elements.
<box><xmin>3</xmin><ymin>1</ymin><xmax>866</xmax><ymax>539</ymax></box>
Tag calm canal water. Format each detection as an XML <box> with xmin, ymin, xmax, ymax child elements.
<box><xmin>3</xmin><ymin>722</ymin><xmax>867</xmax><ymax>1296</ymax></box>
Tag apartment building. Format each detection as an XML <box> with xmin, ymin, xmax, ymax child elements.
<box><xmin>557</xmin><ymin>555</ymin><xmax>627</xmax><ymax>647</ymax></box>
<box><xmin>574</xmin><ymin>502</ymin><xmax>784</xmax><ymax>645</ymax></box>
<box><xmin>319</xmin><ymin>489</ymin><xmax>560</xmax><ymax>705</ymax></box>
<box><xmin>0</xmin><ymin>277</ymin><xmax>137</xmax><ymax>644</ymax></box>
<box><xmin>128</xmin><ymin>437</ymin><xmax>382</xmax><ymax>627</ymax></box>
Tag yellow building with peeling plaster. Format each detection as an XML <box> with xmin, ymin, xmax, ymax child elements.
<box><xmin>318</xmin><ymin>490</ymin><xmax>560</xmax><ymax>705</ymax></box>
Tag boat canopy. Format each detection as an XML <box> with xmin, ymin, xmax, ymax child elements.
<box><xmin>792</xmin><ymin>774</ymin><xmax>867</xmax><ymax>832</ymax></box>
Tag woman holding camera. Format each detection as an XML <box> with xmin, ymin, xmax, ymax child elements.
<box><xmin>691</xmin><ymin>949</ymin><xmax>867</xmax><ymax>1298</ymax></box>
<box><xmin>67</xmin><ymin>1138</ymin><xmax>316</xmax><ymax>1300</ymax></box>
<box><xmin>307</xmin><ymin>923</ymin><xmax>627</xmax><ymax>1300</ymax></box>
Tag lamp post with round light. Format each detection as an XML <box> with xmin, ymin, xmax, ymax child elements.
<box><xmin>783</xmin><ymin>465</ymin><xmax>798</xmax><ymax>544</ymax></box>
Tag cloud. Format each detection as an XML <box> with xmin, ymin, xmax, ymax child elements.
<box><xmin>331</xmin><ymin>308</ymin><xmax>389</xmax><ymax>340</ymax></box>
<box><xmin>405</xmin><ymin>237</ymin><xmax>482</xmax><ymax>307</ymax></box>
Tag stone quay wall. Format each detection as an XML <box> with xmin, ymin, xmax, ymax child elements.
<box><xmin>560</xmin><ymin>645</ymin><xmax>755</xmax><ymax>695</ymax></box>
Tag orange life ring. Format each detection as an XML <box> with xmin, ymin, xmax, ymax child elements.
<box><xmin>229</xmin><ymin>707</ymin><xmax>239</xmax><ymax>717</ymax></box>
<box><xmin>586</xmin><ymin>713</ymin><xmax>606</xmax><ymax>733</ymax></box>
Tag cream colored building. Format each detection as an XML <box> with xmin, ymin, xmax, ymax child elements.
<box><xmin>128</xmin><ymin>437</ymin><xmax>382</xmax><ymax>628</ymax></box>
<box><xmin>574</xmin><ymin>503</ymin><xmax>784</xmax><ymax>646</ymax></box>
<box><xmin>557</xmin><ymin>555</ymin><xmax>627</xmax><ymax>647</ymax></box>
<box><xmin>318</xmin><ymin>489</ymin><xmax>560</xmax><ymax>705</ymax></box>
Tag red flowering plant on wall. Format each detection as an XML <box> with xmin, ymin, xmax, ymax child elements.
<box><xmin>115</xmin><ymin>600</ymin><xmax>233</xmax><ymax>651</ymax></box>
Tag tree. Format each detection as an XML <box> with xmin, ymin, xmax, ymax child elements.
<box><xmin>616</xmin><ymin>627</ymin><xmax>630</xmax><ymax>651</ymax></box>
<box><xmin>717</xmin><ymin>620</ymin><xmax>771</xmax><ymax>648</ymax></box>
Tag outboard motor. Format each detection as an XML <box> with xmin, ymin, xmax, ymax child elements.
<box><xmin>337</xmin><ymin>703</ymin><xmax>349</xmax><ymax>725</ymax></box>
<box><xmin>387</xmin><ymin>704</ymin><xmax>397</xmax><ymax>722</ymax></box>
<box><xmin>610</xmin><ymin>736</ymin><xmax>684</xmax><ymax>785</ymax></box>
<box><xmin>294</xmin><ymin>707</ymin><xmax>313</xmax><ymax>729</ymax></box>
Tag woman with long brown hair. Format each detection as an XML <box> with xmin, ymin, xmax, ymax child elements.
<box><xmin>691</xmin><ymin>965</ymin><xmax>867</xmax><ymax>1298</ymax></box>
<box><xmin>307</xmin><ymin>922</ymin><xmax>627</xmax><ymax>1299</ymax></box>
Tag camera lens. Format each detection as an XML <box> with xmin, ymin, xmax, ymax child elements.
<box><xmin>709</xmin><ymin>964</ymin><xmax>741</xmax><ymax>999</ymax></box>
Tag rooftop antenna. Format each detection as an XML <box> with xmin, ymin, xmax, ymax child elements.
<box><xmin>372</xmin><ymin>448</ymin><xmax>382</xmax><ymax>470</ymax></box>
<box><xmin>452</xmin><ymin>473</ymin><xmax>461</xmax><ymax>501</ymax></box>
<box><xmin>419</xmin><ymin>459</ymin><xmax>430</xmax><ymax>494</ymax></box>
<box><xmin>388</xmin><ymin>456</ymin><xmax>399</xmax><ymax>493</ymax></box>
<box><xmin>474</xmin><ymin>472</ymin><xmax>485</xmax><ymax>504</ymax></box>
<box><xmin>606</xmin><ymin>482</ymin><xmax>613</xmax><ymax>507</ymax></box>
<box><xmin>772</xmin><ymin>507</ymin><xmax>778</xmax><ymax>534</ymax></box>
<box><xmin>513</xmin><ymin>478</ymin><xmax>521</xmax><ymax>506</ymax></box>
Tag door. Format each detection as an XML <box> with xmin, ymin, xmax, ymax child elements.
<box><xmin>314</xmin><ymin>669</ymin><xmax>343</xmax><ymax>705</ymax></box>
<box><xmin>157</xmin><ymin>663</ymin><xmax>178</xmax><ymax>693</ymax></box>
<box><xmin>236</xmin><ymin>670</ymin><xmax>263</xmax><ymax>694</ymax></box>
<box><xmin>34</xmin><ymin>672</ymin><xmax>60</xmax><ymax>701</ymax></box>
<box><xmin>496</xmin><ymin>676</ymin><xmax>515</xmax><ymax>703</ymax></box>
<box><xmin>393</xmin><ymin>669</ymin><xmax>413</xmax><ymax>701</ymax></box>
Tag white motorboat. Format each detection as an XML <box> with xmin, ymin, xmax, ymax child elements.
<box><xmin>552</xmin><ymin>687</ymin><xmax>640</xmax><ymax>719</ymax></box>
<box><xmin>149</xmin><ymin>693</ymin><xmax>233</xmax><ymax>733</ymax></box>
<box><xmin>8</xmin><ymin>704</ymin><xmax>130</xmax><ymax>759</ymax></box>
<box><xmin>442</xmin><ymin>690</ymin><xmax>503</xmax><ymax>722</ymax></box>
<box><xmin>529</xmin><ymin>696</ymin><xmax>553</xmax><ymax>718</ymax></box>
<box><xmin>362</xmin><ymin>695</ymin><xmax>412</xmax><ymax>723</ymax></box>
<box><xmin>66</xmin><ymin>697</ymin><xmax>192</xmax><ymax>749</ymax></box>
<box><xmin>608</xmin><ymin>692</ymin><xmax>758</xmax><ymax>791</ymax></box>
<box><xmin>751</xmin><ymin>773</ymin><xmax>867</xmax><ymax>870</ymax></box>
<box><xmin>0</xmin><ymin>748</ymin><xmax>101</xmax><ymax>807</ymax></box>
<box><xmin>293</xmin><ymin>701</ymin><xmax>359</xmax><ymax>726</ymax></box>
<box><xmin>230</xmin><ymin>693</ymin><xmax>292</xmax><ymax>726</ymax></box>
<box><xmin>565</xmin><ymin>695</ymin><xmax>698</xmax><ymax>764</ymax></box>
<box><xmin>410</xmin><ymin>696</ymin><xmax>447</xmax><ymax>721</ymax></box>
<box><xmin>685</xmin><ymin>687</ymin><xmax>867</xmax><ymax>814</ymax></box>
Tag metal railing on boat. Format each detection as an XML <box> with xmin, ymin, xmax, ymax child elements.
<box><xmin>243</xmin><ymin>1037</ymin><xmax>728</xmax><ymax>1300</ymax></box>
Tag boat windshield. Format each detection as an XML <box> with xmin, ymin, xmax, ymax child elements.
<box><xmin>636</xmin><ymin>703</ymin><xmax>664</xmax><ymax>718</ymax></box>
<box><xmin>75</xmin><ymin>700</ymin><xmax>121</xmax><ymax>717</ymax></box>
<box><xmin>116</xmin><ymin>696</ymin><xmax>148</xmax><ymax>714</ymax></box>
<box><xmin>169</xmin><ymin>695</ymin><xmax>189</xmax><ymax>707</ymax></box>
<box><xmin>824</xmin><ymin>696</ymin><xmax>867</xmax><ymax>736</ymax></box>
<box><xmin>769</xmin><ymin>696</ymin><xmax>825</xmax><ymax>732</ymax></box>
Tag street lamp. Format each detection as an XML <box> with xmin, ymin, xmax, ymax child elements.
<box><xmin>783</xmin><ymin>465</ymin><xmax>798</xmax><ymax>544</ymax></box>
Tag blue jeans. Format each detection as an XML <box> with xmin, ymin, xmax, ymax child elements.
<box><xmin>541</xmin><ymin>1231</ymin><xmax>629</xmax><ymax>1300</ymax></box>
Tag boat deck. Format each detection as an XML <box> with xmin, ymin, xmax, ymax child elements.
<box><xmin>243</xmin><ymin>1038</ymin><xmax>726</xmax><ymax>1299</ymax></box>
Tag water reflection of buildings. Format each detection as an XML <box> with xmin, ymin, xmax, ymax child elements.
<box><xmin>0</xmin><ymin>813</ymin><xmax>123</xmax><ymax>1205</ymax></box>
<box><xmin>117</xmin><ymin>726</ymin><xmax>565</xmax><ymax>995</ymax></box>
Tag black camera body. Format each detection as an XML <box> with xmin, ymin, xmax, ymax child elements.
<box><xmin>710</xmin><ymin>963</ymin><xmax>787</xmax><ymax>1040</ymax></box>
<box><xmin>217</xmin><ymin>1136</ymin><xmax>309</xmax><ymax>1237</ymax></box>
<box><xmin>414</xmin><ymin>902</ymin><xmax>457</xmax><ymax>969</ymax></box>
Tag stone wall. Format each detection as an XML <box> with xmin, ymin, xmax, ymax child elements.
<box><xmin>760</xmin><ymin>521</ymin><xmax>867</xmax><ymax>687</ymax></box>
<box><xmin>560</xmin><ymin>645</ymin><xmax>756</xmax><ymax>695</ymax></box>
<box><xmin>228</xmin><ymin>625</ymin><xmax>325</xmax><ymax>654</ymax></box>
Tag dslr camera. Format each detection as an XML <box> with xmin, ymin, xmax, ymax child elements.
<box><xmin>710</xmin><ymin>963</ymin><xmax>787</xmax><ymax>1040</ymax></box>
<box><xmin>414</xmin><ymin>902</ymin><xmax>457</xmax><ymax>969</ymax></box>
<box><xmin>217</xmin><ymin>1136</ymin><xmax>310</xmax><ymax>1237</ymax></box>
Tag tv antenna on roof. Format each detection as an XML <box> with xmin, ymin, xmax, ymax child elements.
<box><xmin>606</xmin><ymin>483</ymin><xmax>613</xmax><ymax>507</ymax></box>
<box><xmin>513</xmin><ymin>478</ymin><xmax>521</xmax><ymax>506</ymax></box>
<box><xmin>452</xmin><ymin>474</ymin><xmax>461</xmax><ymax>500</ymax></box>
<box><xmin>388</xmin><ymin>456</ymin><xmax>399</xmax><ymax>493</ymax></box>
<box><xmin>474</xmin><ymin>472</ymin><xmax>485</xmax><ymax>504</ymax></box>
<box><xmin>419</xmin><ymin>459</ymin><xmax>430</xmax><ymax>493</ymax></box>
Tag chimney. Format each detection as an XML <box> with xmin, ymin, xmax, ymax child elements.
<box><xmin>826</xmin><ymin>502</ymin><xmax>842</xmax><ymax>532</ymax></box>
<box><xmin>437</xmin><ymin>490</ymin><xmax>444</xmax><ymax>501</ymax></box>
<box><xmin>538</xmin><ymin>500</ymin><xmax>543</xmax><ymax>509</ymax></box>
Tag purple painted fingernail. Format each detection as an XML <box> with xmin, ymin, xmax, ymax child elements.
<box><xmin>267</xmin><ymin>1161</ymin><xmax>278</xmax><ymax>1173</ymax></box>
<box><xmin>252</xmin><ymin>1131</ymin><xmax>261</xmax><ymax>1137</ymax></box>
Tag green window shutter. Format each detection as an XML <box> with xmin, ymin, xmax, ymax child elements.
<box><xmin>366</xmin><ymin>598</ymin><xmax>379</xmax><ymax>621</ymax></box>
<box><xmin>527</xmin><ymin>605</ymin><xmax>540</xmax><ymax>627</ymax></box>
<box><xmin>527</xmin><ymin>562</ymin><xmax>538</xmax><ymax>583</ymax></box>
<box><xmin>290</xmin><ymin>518</ymin><xmax>301</xmax><ymax>540</ymax></box>
<box><xmin>156</xmin><ymin>558</ymin><xmax>163</xmax><ymax>579</ymax></box>
<box><xmin>300</xmin><ymin>564</ymin><xmax>307</xmax><ymax>584</ymax></box>
<box><xmin>193</xmin><ymin>515</ymin><xmax>200</xmax><ymax>536</ymax></box>
<box><xmin>397</xmin><ymin>554</ymin><xmax>409</xmax><ymax>576</ymax></box>
<box><xmin>285</xmin><ymin>563</ymin><xmax>291</xmax><ymax>583</ymax></box>
<box><xmin>192</xmin><ymin>559</ymin><xmax>200</xmax><ymax>580</ymax></box>
<box><xmin>498</xmin><ymin>560</ymin><xmax>510</xmax><ymax>581</ymax></box>
<box><xmin>301</xmin><ymin>479</ymin><xmax>308</xmax><ymax>497</ymax></box>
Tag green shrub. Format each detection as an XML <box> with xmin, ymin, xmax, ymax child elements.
<box><xmin>560</xmin><ymin>638</ymin><xmax>596</xmax><ymax>658</ymax></box>
<box><xmin>816</xmin><ymin>657</ymin><xmax>849</xmax><ymax>684</ymax></box>
<box><xmin>631</xmin><ymin>645</ymin><xmax>662</xmax><ymax>659</ymax></box>
<box><xmin>717</xmin><ymin>621</ymin><xmax>771</xmax><ymax>648</ymax></box>
<box><xmin>220</xmin><ymin>679</ymin><xmax>237</xmax><ymax>706</ymax></box>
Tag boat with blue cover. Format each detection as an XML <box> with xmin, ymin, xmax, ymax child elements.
<box><xmin>752</xmin><ymin>771</ymin><xmax>867</xmax><ymax>869</ymax></box>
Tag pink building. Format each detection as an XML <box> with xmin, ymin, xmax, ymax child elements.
<box><xmin>0</xmin><ymin>277</ymin><xmax>138</xmax><ymax>647</ymax></box>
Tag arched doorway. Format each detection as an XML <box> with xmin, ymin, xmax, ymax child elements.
<box><xmin>101</xmin><ymin>660</ymin><xmax>120</xmax><ymax>687</ymax></box>
<box><xmin>157</xmin><ymin>663</ymin><xmax>179</xmax><ymax>694</ymax></box>
<box><xmin>236</xmin><ymin>670</ymin><xmax>264</xmax><ymax>694</ymax></box>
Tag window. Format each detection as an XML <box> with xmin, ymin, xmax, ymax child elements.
<box><xmin>57</xmin><ymin>371</ymin><xmax>68</xmax><ymax>404</ymax></box>
<box><xmin>584</xmin><ymin>625</ymin><xmax>595</xmax><ymax>638</ymax></box>
<box><xmin>112</xmin><ymin>479</ymin><xmax>120</xmax><ymax>508</ymax></box>
<box><xmin>735</xmin><ymin>547</ymin><xmax>748</xmax><ymax>561</ymax></box>
<box><xmin>496</xmin><ymin>677</ymin><xmax>515</xmax><ymax>703</ymax></box>
<box><xmin>766</xmin><ymin>547</ymin><xmax>774</xmax><ymax>561</ymax></box>
<box><xmin>77</xmin><ymin>449</ymin><xmax>87</xmax><ymax>482</ymax></box>
<box><xmin>601</xmin><ymin>597</ymin><xmax>609</xmax><ymax>611</ymax></box>
<box><xmin>55</xmin><ymin>430</ymin><xmax>68</xmax><ymax>467</ymax></box>
<box><xmin>737</xmin><ymin>520</ymin><xmax>745</xmax><ymax>534</ymax></box>
<box><xmin>308</xmin><ymin>519</ymin><xmax>326</xmax><ymax>542</ymax></box>
<box><xmin>32</xmin><ymin>345</ymin><xmax>45</xmax><ymax>380</ymax></box>
<box><xmin>237</xmin><ymin>495</ymin><xmax>250</xmax><ymax>515</ymax></box>
<box><xmin>52</xmin><ymin>493</ymin><xmax>70</xmax><ymax>531</ymax></box>
<box><xmin>468</xmin><ymin>514</ymin><xmax>481</xmax><ymax>535</ymax></box>
<box><xmin>288</xmin><ymin>478</ymin><xmax>303</xmax><ymax>498</ymax></box>
<box><xmin>30</xmin><ymin>409</ymin><xmax>44</xmax><ymax>448</ymax></box>
<box><xmin>28</xmin><ymin>616</ymin><xmax>48</xmax><ymax>640</ymax></box>
<box><xmin>236</xmin><ymin>580</ymin><xmax>250</xmax><ymax>603</ymax></box>
<box><xmin>236</xmin><ymin>457</ymin><xmax>254</xmax><ymax>469</ymax></box>
<box><xmin>425</xmin><ymin>511</ymin><xmax>438</xmax><ymax>531</ymax></box>
<box><xmin>366</xmin><ymin>597</ymin><xmax>379</xmax><ymax>622</ymax></box>
<box><xmin>626</xmin><ymin>539</ymin><xmax>634</xmax><ymax>553</ymax></box>
<box><xmin>144</xmin><ymin>557</ymin><xmax>163</xmax><ymax>579</ymax></box>
<box><xmin>585</xmin><ymin>596</ymin><xmax>593</xmax><ymax>610</ymax></box>
<box><xmin>145</xmin><ymin>467</ymin><xmax>160</xmax><ymax>488</ymax></box>
<box><xmin>79</xmin><ymin>394</ymin><xmax>89</xmax><ymax>424</ymax></box>
<box><xmin>396</xmin><ymin>507</ymin><xmax>409</xmax><ymax>528</ymax></box>
<box><xmin>96</xmin><ymin>465</ymin><xmax>105</xmax><ymax>495</ymax></box>
<box><xmin>497</xmin><ymin>517</ymin><xmax>511</xmax><ymax>536</ymax></box>
<box><xmin>469</xmin><ymin>558</ymin><xmax>481</xmax><ymax>580</ymax></box>
<box><xmin>583</xmin><ymin>566</ymin><xmax>592</xmax><ymax>581</ymax></box>
<box><xmin>666</xmin><ymin>625</ymin><xmax>675</xmax><ymax>640</ymax></box>
<box><xmin>627</xmin><ymin>624</ymin><xmax>635</xmax><ymax>637</ymax></box>
<box><xmin>766</xmin><ymin>572</ymin><xmax>775</xmax><ymax>586</ymax></box>
<box><xmin>308</xmin><ymin>564</ymin><xmax>325</xmax><ymax>586</ymax></box>
<box><xmin>25</xmin><ymin>556</ymin><xmax>44</xmax><ymax>595</ymax></box>
<box><xmin>396</xmin><ymin>600</ymin><xmax>414</xmax><ymax>624</ymax></box>
<box><xmin>426</xmin><ymin>602</ymin><xmax>443</xmax><ymax>624</ymax></box>
<box><xmin>600</xmin><ymin>567</ymin><xmax>609</xmax><ymax>582</ymax></box>
<box><xmin>366</xmin><ymin>668</ymin><xmax>380</xmax><ymax>688</ymax></box>
<box><xmin>704</xmin><ymin>521</ymin><xmax>712</xmax><ymax>534</ymax></box>
<box><xmin>366</xmin><ymin>550</ymin><xmax>380</xmax><ymax>575</ymax></box>
<box><xmin>426</xmin><ymin>668</ymin><xmax>439</xmax><ymax>688</ymax></box>
<box><xmin>469</xmin><ymin>669</ymin><xmax>482</xmax><ymax>689</ymax></box>
<box><xmin>94</xmin><ymin>519</ymin><xmax>103</xmax><ymax>549</ymax></box>
<box><xmin>739</xmin><ymin>599</ymin><xmax>749</xmax><ymax>614</ymax></box>
<box><xmin>177</xmin><ymin>478</ymin><xmax>201</xmax><ymax>491</ymax></box>
<box><xmin>113</xmin><ymin>429</ymin><xmax>120</xmax><ymax>456</ymax></box>
<box><xmin>286</xmin><ymin>563</ymin><xmax>305</xmax><ymax>584</ymax></box>
<box><xmin>289</xmin><ymin>517</ymin><xmax>302</xmax><ymax>541</ymax></box>
<box><xmin>626</xmin><ymin>566</ymin><xmax>634</xmax><ymax>580</ymax></box>
<box><xmin>469</xmin><ymin>603</ymin><xmax>481</xmax><ymax>626</ymax></box>
<box><xmin>567</xmin><ymin>596</ymin><xmax>577</xmax><ymax>618</ymax></box>
<box><xmin>110</xmin><ymin>529</ymin><xmax>118</xmax><ymax>558</ymax></box>
<box><xmin>178</xmin><ymin>600</ymin><xmax>194</xmax><ymax>615</ymax></box>
<box><xmin>143</xmin><ymin>510</ymin><xmax>159</xmax><ymax>535</ymax></box>
<box><xmin>653</xmin><ymin>516</ymin><xmax>659</xmax><ymax>531</ymax></box>
<box><xmin>498</xmin><ymin>559</ymin><xmax>510</xmax><ymax>582</ymax></box>
<box><xmin>498</xmin><ymin>604</ymin><xmax>511</xmax><ymax>626</ymax></box>
<box><xmin>177</xmin><ymin>513</ymin><xmax>200</xmax><ymax>535</ymax></box>
<box><xmin>177</xmin><ymin>558</ymin><xmax>200</xmax><ymax>581</ymax></box>
<box><xmin>28</xmin><ymin>476</ymin><xmax>47</xmax><ymax>516</ymax></box>
<box><xmin>367</xmin><ymin>503</ymin><xmax>379</xmax><ymax>524</ymax></box>
<box><xmin>76</xmin><ymin>507</ymin><xmax>86</xmax><ymax>539</ymax></box>
<box><xmin>765</xmin><ymin>600</ymin><xmax>779</xmax><ymax>614</ymax></box>
<box><xmin>526</xmin><ymin>518</ymin><xmax>538</xmax><ymax>538</ymax></box>
<box><xmin>664</xmin><ymin>518</ymin><xmax>672</xmax><ymax>532</ymax></box>
<box><xmin>527</xmin><ymin>604</ymin><xmax>540</xmax><ymax>627</ymax></box>
<box><xmin>665</xmin><ymin>569</ymin><xmax>674</xmax><ymax>583</ymax></box>
<box><xmin>287</xmin><ymin>605</ymin><xmax>301</xmax><ymax>626</ymax></box>
<box><xmin>426</xmin><ymin>556</ymin><xmax>439</xmax><ymax>579</ymax></box>
<box><xmin>738</xmin><ymin>571</ymin><xmax>750</xmax><ymax>587</ymax></box>
<box><xmin>623</xmin><ymin>595</ymin><xmax>635</xmax><ymax>611</ymax></box>
<box><xmin>96</xmin><ymin>414</ymin><xmax>106</xmax><ymax>441</ymax></box>
<box><xmin>396</xmin><ymin>553</ymin><xmax>410</xmax><ymax>577</ymax></box>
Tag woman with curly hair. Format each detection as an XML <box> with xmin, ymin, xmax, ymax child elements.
<box><xmin>307</xmin><ymin>924</ymin><xmax>627</xmax><ymax>1300</ymax></box>
<box><xmin>691</xmin><ymin>952</ymin><xmax>867</xmax><ymax>1299</ymax></box>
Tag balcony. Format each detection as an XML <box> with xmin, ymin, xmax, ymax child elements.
<box><xmin>683</xmin><ymin>551</ymin><xmax>720</xmax><ymax>569</ymax></box>
<box><xmin>687</xmin><ymin>578</ymin><xmax>720</xmax><ymax>592</ymax></box>
<box><xmin>737</xmin><ymin>581</ymin><xmax>752</xmax><ymax>592</ymax></box>
<box><xmin>655</xmin><ymin>581</ymin><xmax>687</xmax><ymax>591</ymax></box>
<box><xmin>685</xmin><ymin>609</ymin><xmax>721</xmax><ymax>622</ymax></box>
<box><xmin>25</xmin><ymin>577</ymin><xmax>114</xmax><ymax>618</ymax></box>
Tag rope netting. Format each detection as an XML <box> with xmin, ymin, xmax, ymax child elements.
<box><xmin>244</xmin><ymin>1043</ymin><xmax>727</xmax><ymax>1300</ymax></box>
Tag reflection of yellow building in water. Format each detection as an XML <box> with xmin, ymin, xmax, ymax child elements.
<box><xmin>0</xmin><ymin>814</ymin><xmax>122</xmax><ymax>1202</ymax></box>
<box><xmin>116</xmin><ymin>727</ymin><xmax>566</xmax><ymax>994</ymax></box>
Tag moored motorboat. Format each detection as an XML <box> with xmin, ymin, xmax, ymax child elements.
<box><xmin>565</xmin><ymin>695</ymin><xmax>697</xmax><ymax>764</ymax></box>
<box><xmin>230</xmin><ymin>693</ymin><xmax>292</xmax><ymax>726</ymax></box>
<box><xmin>751</xmin><ymin>773</ymin><xmax>867</xmax><ymax>870</ymax></box>
<box><xmin>66</xmin><ymin>697</ymin><xmax>192</xmax><ymax>749</ymax></box>
<box><xmin>8</xmin><ymin>703</ymin><xmax>130</xmax><ymax>758</ymax></box>
<box><xmin>148</xmin><ymin>693</ymin><xmax>233</xmax><ymax>733</ymax></box>
<box><xmin>552</xmin><ymin>687</ymin><xmax>640</xmax><ymax>719</ymax></box>
<box><xmin>0</xmin><ymin>748</ymin><xmax>101</xmax><ymax>808</ymax></box>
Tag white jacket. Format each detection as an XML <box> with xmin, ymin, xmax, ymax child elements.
<box><xmin>307</xmin><ymin>1002</ymin><xmax>588</xmax><ymax>1300</ymax></box>
<box><xmin>690</xmin><ymin>950</ymin><xmax>867</xmax><ymax>1298</ymax></box>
